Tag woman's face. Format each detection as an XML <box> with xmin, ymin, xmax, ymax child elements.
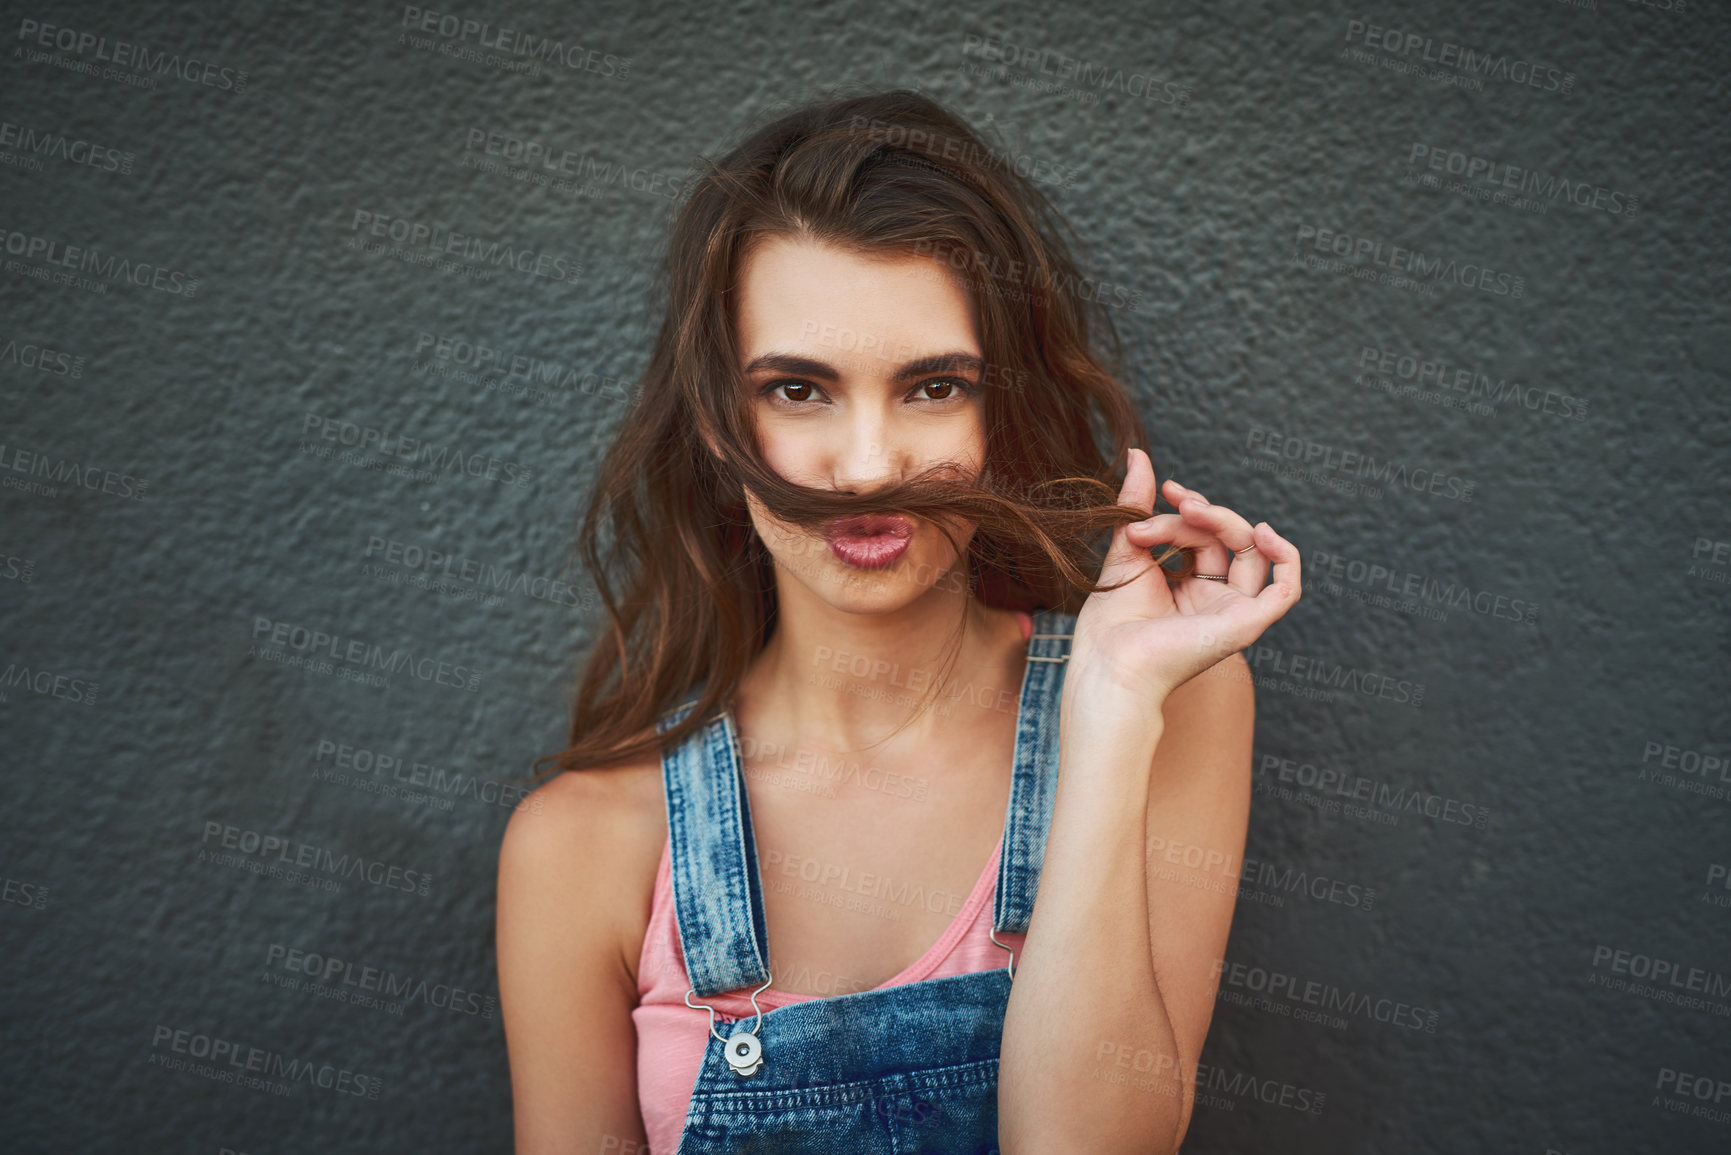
<box><xmin>731</xmin><ymin>234</ymin><xmax>988</xmax><ymax>612</ymax></box>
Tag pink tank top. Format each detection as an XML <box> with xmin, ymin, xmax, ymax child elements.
<box><xmin>631</xmin><ymin>610</ymin><xmax>1034</xmax><ymax>1153</ymax></box>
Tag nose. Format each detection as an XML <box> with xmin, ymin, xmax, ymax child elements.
<box><xmin>828</xmin><ymin>416</ymin><xmax>901</xmax><ymax>495</ymax></box>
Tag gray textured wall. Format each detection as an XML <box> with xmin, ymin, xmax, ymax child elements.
<box><xmin>2</xmin><ymin>0</ymin><xmax>1727</xmax><ymax>1152</ymax></box>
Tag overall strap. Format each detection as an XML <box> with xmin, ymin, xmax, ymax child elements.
<box><xmin>658</xmin><ymin>691</ymin><xmax>772</xmax><ymax>998</ymax></box>
<box><xmin>991</xmin><ymin>608</ymin><xmax>1077</xmax><ymax>936</ymax></box>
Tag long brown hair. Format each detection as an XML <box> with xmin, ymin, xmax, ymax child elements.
<box><xmin>535</xmin><ymin>87</ymin><xmax>1194</xmax><ymax>781</ymax></box>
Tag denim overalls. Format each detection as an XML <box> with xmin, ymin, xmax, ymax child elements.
<box><xmin>653</xmin><ymin>609</ymin><xmax>1076</xmax><ymax>1154</ymax></box>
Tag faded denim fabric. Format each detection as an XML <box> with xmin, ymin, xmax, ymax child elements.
<box><xmin>654</xmin><ymin>610</ymin><xmax>1077</xmax><ymax>1153</ymax></box>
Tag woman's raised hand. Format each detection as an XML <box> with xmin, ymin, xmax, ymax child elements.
<box><xmin>1069</xmin><ymin>448</ymin><xmax>1302</xmax><ymax>703</ymax></box>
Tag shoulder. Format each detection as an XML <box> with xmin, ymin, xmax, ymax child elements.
<box><xmin>502</xmin><ymin>755</ymin><xmax>665</xmax><ymax>872</ymax></box>
<box><xmin>511</xmin><ymin>754</ymin><xmax>665</xmax><ymax>841</ymax></box>
<box><xmin>495</xmin><ymin>749</ymin><xmax>667</xmax><ymax>1147</ymax></box>
<box><xmin>497</xmin><ymin>751</ymin><xmax>667</xmax><ymax>979</ymax></box>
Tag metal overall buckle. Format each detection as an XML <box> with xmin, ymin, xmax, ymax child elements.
<box><xmin>684</xmin><ymin>974</ymin><xmax>773</xmax><ymax>1077</ymax></box>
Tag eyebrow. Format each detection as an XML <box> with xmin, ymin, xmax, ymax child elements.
<box><xmin>742</xmin><ymin>350</ymin><xmax>986</xmax><ymax>384</ymax></box>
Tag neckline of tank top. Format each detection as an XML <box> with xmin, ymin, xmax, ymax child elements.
<box><xmin>649</xmin><ymin>826</ymin><xmax>1007</xmax><ymax>1008</ymax></box>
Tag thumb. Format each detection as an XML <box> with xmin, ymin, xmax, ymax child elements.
<box><xmin>1098</xmin><ymin>448</ymin><xmax>1159</xmax><ymax>582</ymax></box>
<box><xmin>1120</xmin><ymin>447</ymin><xmax>1157</xmax><ymax>513</ymax></box>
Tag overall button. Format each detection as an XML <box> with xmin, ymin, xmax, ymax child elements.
<box><xmin>724</xmin><ymin>1029</ymin><xmax>763</xmax><ymax>1076</ymax></box>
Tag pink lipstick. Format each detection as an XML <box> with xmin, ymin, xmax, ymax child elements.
<box><xmin>823</xmin><ymin>515</ymin><xmax>914</xmax><ymax>570</ymax></box>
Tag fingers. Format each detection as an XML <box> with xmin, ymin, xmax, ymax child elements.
<box><xmin>1139</xmin><ymin>480</ymin><xmax>1260</xmax><ymax>593</ymax></box>
<box><xmin>1121</xmin><ymin>448</ymin><xmax>1157</xmax><ymax>517</ymax></box>
<box><xmin>1126</xmin><ymin>494</ymin><xmax>1302</xmax><ymax>613</ymax></box>
<box><xmin>1118</xmin><ymin>475</ymin><xmax>1303</xmax><ymax>654</ymax></box>
<box><xmin>1171</xmin><ymin>521</ymin><xmax>1302</xmax><ymax>649</ymax></box>
<box><xmin>1122</xmin><ymin>515</ymin><xmax>1220</xmax><ymax>564</ymax></box>
<box><xmin>1249</xmin><ymin>521</ymin><xmax>1302</xmax><ymax>617</ymax></box>
<box><xmin>1163</xmin><ymin>480</ymin><xmax>1257</xmax><ymax>550</ymax></box>
<box><xmin>1098</xmin><ymin>449</ymin><xmax>1165</xmax><ymax>586</ymax></box>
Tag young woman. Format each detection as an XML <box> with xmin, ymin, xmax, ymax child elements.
<box><xmin>496</xmin><ymin>89</ymin><xmax>1301</xmax><ymax>1154</ymax></box>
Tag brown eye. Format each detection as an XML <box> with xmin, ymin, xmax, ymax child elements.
<box><xmin>918</xmin><ymin>378</ymin><xmax>976</xmax><ymax>402</ymax></box>
<box><xmin>762</xmin><ymin>380</ymin><xmax>820</xmax><ymax>405</ymax></box>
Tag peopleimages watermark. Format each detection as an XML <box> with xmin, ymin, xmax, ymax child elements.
<box><xmin>411</xmin><ymin>329</ymin><xmax>632</xmax><ymax>405</ymax></box>
<box><xmin>795</xmin><ymin>319</ymin><xmax>1034</xmax><ymax>393</ymax></box>
<box><xmin>0</xmin><ymin>661</ymin><xmax>99</xmax><ymax>707</ymax></box>
<box><xmin>1310</xmin><ymin>548</ymin><xmax>1539</xmax><ymax>626</ymax></box>
<box><xmin>0</xmin><ymin>227</ymin><xmax>199</xmax><ymax>295</ymax></box>
<box><xmin>312</xmin><ymin>737</ymin><xmax>541</xmax><ymax>813</ymax></box>
<box><xmin>1636</xmin><ymin>739</ymin><xmax>1730</xmax><ymax>802</ymax></box>
<box><xmin>361</xmin><ymin>534</ymin><xmax>588</xmax><ymax>610</ymax></box>
<box><xmin>1255</xmin><ymin>752</ymin><xmax>1491</xmax><ymax>831</ymax></box>
<box><xmin>760</xmin><ymin>847</ymin><xmax>968</xmax><ymax>926</ymax></box>
<box><xmin>1403</xmin><ymin>143</ymin><xmax>1637</xmax><ymax>217</ymax></box>
<box><xmin>845</xmin><ymin>114</ymin><xmax>1080</xmax><ymax>191</ymax></box>
<box><xmin>1653</xmin><ymin>1066</ymin><xmax>1731</xmax><ymax>1127</ymax></box>
<box><xmin>0</xmin><ymin>116</ymin><xmax>135</xmax><ymax>175</ymax></box>
<box><xmin>1213</xmin><ymin>957</ymin><xmax>1441</xmax><ymax>1033</ymax></box>
<box><xmin>0</xmin><ymin>440</ymin><xmax>150</xmax><ymax>501</ymax></box>
<box><xmin>1090</xmin><ymin>1042</ymin><xmax>1326</xmax><ymax>1116</ymax></box>
<box><xmin>0</xmin><ymin>550</ymin><xmax>35</xmax><ymax>583</ymax></box>
<box><xmin>3</xmin><ymin>875</ymin><xmax>49</xmax><ymax>910</ymax></box>
<box><xmin>1690</xmin><ymin>537</ymin><xmax>1730</xmax><ymax>586</ymax></box>
<box><xmin>1229</xmin><ymin>642</ymin><xmax>1426</xmax><ymax>709</ymax></box>
<box><xmin>1701</xmin><ymin>864</ymin><xmax>1731</xmax><ymax>910</ymax></box>
<box><xmin>198</xmin><ymin>820</ymin><xmax>434</xmax><ymax>897</ymax></box>
<box><xmin>1196</xmin><ymin>645</ymin><xmax>1403</xmax><ymax>709</ymax></box>
<box><xmin>15</xmin><ymin>18</ymin><xmax>250</xmax><ymax>93</ymax></box>
<box><xmin>398</xmin><ymin>6</ymin><xmax>630</xmax><ymax>78</ymax></box>
<box><xmin>809</xmin><ymin>643</ymin><xmax>1018</xmax><ymax>716</ymax></box>
<box><xmin>1245</xmin><ymin>427</ymin><xmax>1476</xmax><ymax>503</ymax></box>
<box><xmin>1293</xmin><ymin>223</ymin><xmax>1524</xmax><ymax>299</ymax></box>
<box><xmin>263</xmin><ymin>942</ymin><xmax>496</xmax><ymax>1019</ymax></box>
<box><xmin>1143</xmin><ymin>836</ymin><xmax>1378</xmax><ymax>912</ymax></box>
<box><xmin>1588</xmin><ymin>944</ymin><xmax>1731</xmax><ymax>1016</ymax></box>
<box><xmin>1341</xmin><ymin>19</ymin><xmax>1574</xmax><ymax>95</ymax></box>
<box><xmin>299</xmin><ymin>413</ymin><xmax>533</xmax><ymax>488</ymax></box>
<box><xmin>0</xmin><ymin>333</ymin><xmax>86</xmax><ymax>378</ymax></box>
<box><xmin>908</xmin><ymin>235</ymin><xmax>1144</xmax><ymax>312</ymax></box>
<box><xmin>346</xmin><ymin>210</ymin><xmax>580</xmax><ymax>283</ymax></box>
<box><xmin>248</xmin><ymin>614</ymin><xmax>484</xmax><ymax>693</ymax></box>
<box><xmin>1241</xmin><ymin>855</ymin><xmax>1377</xmax><ymax>911</ymax></box>
<box><xmin>960</xmin><ymin>34</ymin><xmax>1190</xmax><ymax>107</ymax></box>
<box><xmin>1356</xmin><ymin>344</ymin><xmax>1587</xmax><ymax>422</ymax></box>
<box><xmin>736</xmin><ymin>734</ymin><xmax>931</xmax><ymax>803</ymax></box>
<box><xmin>462</xmin><ymin>128</ymin><xmax>684</xmax><ymax>200</ymax></box>
<box><xmin>148</xmin><ymin>1024</ymin><xmax>380</xmax><ymax>1099</ymax></box>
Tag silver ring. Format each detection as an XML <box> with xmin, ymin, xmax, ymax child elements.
<box><xmin>1194</xmin><ymin>573</ymin><xmax>1229</xmax><ymax>582</ymax></box>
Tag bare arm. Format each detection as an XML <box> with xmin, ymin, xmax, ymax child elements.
<box><xmin>497</xmin><ymin>771</ymin><xmax>649</xmax><ymax>1155</ymax></box>
<box><xmin>1000</xmin><ymin>452</ymin><xmax>1296</xmax><ymax>1153</ymax></box>
<box><xmin>998</xmin><ymin>654</ymin><xmax>1253</xmax><ymax>1154</ymax></box>
<box><xmin>1132</xmin><ymin>654</ymin><xmax>1255</xmax><ymax>1145</ymax></box>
